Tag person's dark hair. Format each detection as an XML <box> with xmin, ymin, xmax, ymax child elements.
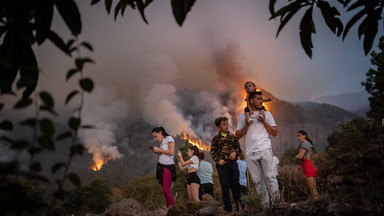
<box><xmin>189</xmin><ymin>146</ymin><xmax>200</xmax><ymax>157</ymax></box>
<box><xmin>214</xmin><ymin>117</ymin><xmax>228</xmax><ymax>127</ymax></box>
<box><xmin>244</xmin><ymin>81</ymin><xmax>256</xmax><ymax>89</ymax></box>
<box><xmin>198</xmin><ymin>151</ymin><xmax>205</xmax><ymax>160</ymax></box>
<box><xmin>297</xmin><ymin>130</ymin><xmax>312</xmax><ymax>144</ymax></box>
<box><xmin>151</xmin><ymin>127</ymin><xmax>169</xmax><ymax>137</ymax></box>
<box><xmin>248</xmin><ymin>90</ymin><xmax>263</xmax><ymax>101</ymax></box>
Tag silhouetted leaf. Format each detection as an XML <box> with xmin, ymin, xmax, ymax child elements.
<box><xmin>20</xmin><ymin>118</ymin><xmax>37</xmax><ymax>127</ymax></box>
<box><xmin>317</xmin><ymin>1</ymin><xmax>343</xmax><ymax>36</ymax></box>
<box><xmin>81</xmin><ymin>125</ymin><xmax>95</xmax><ymax>129</ymax></box>
<box><xmin>91</xmin><ymin>0</ymin><xmax>101</xmax><ymax>5</ymax></box>
<box><xmin>49</xmin><ymin>30</ymin><xmax>71</xmax><ymax>56</ymax></box>
<box><xmin>35</xmin><ymin>0</ymin><xmax>54</xmax><ymax>44</ymax></box>
<box><xmin>40</xmin><ymin>105</ymin><xmax>58</xmax><ymax>116</ymax></box>
<box><xmin>105</xmin><ymin>0</ymin><xmax>113</xmax><ymax>14</ymax></box>
<box><xmin>80</xmin><ymin>78</ymin><xmax>94</xmax><ymax>92</ymax></box>
<box><xmin>18</xmin><ymin>45</ymin><xmax>39</xmax><ymax>99</ymax></box>
<box><xmin>171</xmin><ymin>0</ymin><xmax>195</xmax><ymax>26</ymax></box>
<box><xmin>39</xmin><ymin>91</ymin><xmax>54</xmax><ymax>108</ymax></box>
<box><xmin>30</xmin><ymin>162</ymin><xmax>42</xmax><ymax>172</ymax></box>
<box><xmin>0</xmin><ymin>135</ymin><xmax>13</xmax><ymax>144</ymax></box>
<box><xmin>65</xmin><ymin>90</ymin><xmax>79</xmax><ymax>104</ymax></box>
<box><xmin>68</xmin><ymin>117</ymin><xmax>81</xmax><ymax>131</ymax></box>
<box><xmin>81</xmin><ymin>42</ymin><xmax>94</xmax><ymax>51</ymax></box>
<box><xmin>28</xmin><ymin>146</ymin><xmax>43</xmax><ymax>155</ymax></box>
<box><xmin>0</xmin><ymin>103</ymin><xmax>3</xmax><ymax>111</ymax></box>
<box><xmin>38</xmin><ymin>136</ymin><xmax>55</xmax><ymax>150</ymax></box>
<box><xmin>56</xmin><ymin>131</ymin><xmax>72</xmax><ymax>140</ymax></box>
<box><xmin>274</xmin><ymin>1</ymin><xmax>305</xmax><ymax>37</ymax></box>
<box><xmin>299</xmin><ymin>6</ymin><xmax>315</xmax><ymax>58</ymax></box>
<box><xmin>39</xmin><ymin>118</ymin><xmax>55</xmax><ymax>136</ymax></box>
<box><xmin>75</xmin><ymin>57</ymin><xmax>94</xmax><ymax>71</ymax></box>
<box><xmin>55</xmin><ymin>0</ymin><xmax>82</xmax><ymax>36</ymax></box>
<box><xmin>66</xmin><ymin>69</ymin><xmax>79</xmax><ymax>81</ymax></box>
<box><xmin>362</xmin><ymin>7</ymin><xmax>382</xmax><ymax>55</ymax></box>
<box><xmin>70</xmin><ymin>144</ymin><xmax>85</xmax><ymax>156</ymax></box>
<box><xmin>14</xmin><ymin>97</ymin><xmax>33</xmax><ymax>109</ymax></box>
<box><xmin>269</xmin><ymin>0</ymin><xmax>277</xmax><ymax>16</ymax></box>
<box><xmin>343</xmin><ymin>9</ymin><xmax>366</xmax><ymax>40</ymax></box>
<box><xmin>51</xmin><ymin>162</ymin><xmax>66</xmax><ymax>173</ymax></box>
<box><xmin>68</xmin><ymin>172</ymin><xmax>81</xmax><ymax>187</ymax></box>
<box><xmin>0</xmin><ymin>120</ymin><xmax>13</xmax><ymax>131</ymax></box>
<box><xmin>11</xmin><ymin>140</ymin><xmax>30</xmax><ymax>150</ymax></box>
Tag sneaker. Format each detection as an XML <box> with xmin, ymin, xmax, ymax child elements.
<box><xmin>257</xmin><ymin>114</ymin><xmax>264</xmax><ymax>122</ymax></box>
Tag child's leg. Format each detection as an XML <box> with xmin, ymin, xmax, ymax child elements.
<box><xmin>306</xmin><ymin>177</ymin><xmax>318</xmax><ymax>199</ymax></box>
<box><xmin>191</xmin><ymin>183</ymin><xmax>200</xmax><ymax>201</ymax></box>
<box><xmin>187</xmin><ymin>184</ymin><xmax>193</xmax><ymax>201</ymax></box>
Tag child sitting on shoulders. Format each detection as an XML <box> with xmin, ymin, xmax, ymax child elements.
<box><xmin>244</xmin><ymin>81</ymin><xmax>271</xmax><ymax>123</ymax></box>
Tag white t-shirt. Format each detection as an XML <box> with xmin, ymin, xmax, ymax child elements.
<box><xmin>158</xmin><ymin>136</ymin><xmax>175</xmax><ymax>165</ymax></box>
<box><xmin>187</xmin><ymin>155</ymin><xmax>199</xmax><ymax>171</ymax></box>
<box><xmin>236</xmin><ymin>110</ymin><xmax>276</xmax><ymax>155</ymax></box>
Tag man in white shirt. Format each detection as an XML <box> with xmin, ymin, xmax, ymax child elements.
<box><xmin>235</xmin><ymin>91</ymin><xmax>280</xmax><ymax>205</ymax></box>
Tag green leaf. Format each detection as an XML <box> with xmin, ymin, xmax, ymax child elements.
<box><xmin>80</xmin><ymin>78</ymin><xmax>94</xmax><ymax>92</ymax></box>
<box><xmin>70</xmin><ymin>144</ymin><xmax>85</xmax><ymax>156</ymax></box>
<box><xmin>68</xmin><ymin>172</ymin><xmax>81</xmax><ymax>187</ymax></box>
<box><xmin>35</xmin><ymin>0</ymin><xmax>54</xmax><ymax>44</ymax></box>
<box><xmin>38</xmin><ymin>136</ymin><xmax>55</xmax><ymax>150</ymax></box>
<box><xmin>39</xmin><ymin>91</ymin><xmax>54</xmax><ymax>108</ymax></box>
<box><xmin>55</xmin><ymin>0</ymin><xmax>82</xmax><ymax>36</ymax></box>
<box><xmin>66</xmin><ymin>68</ymin><xmax>79</xmax><ymax>80</ymax></box>
<box><xmin>56</xmin><ymin>131</ymin><xmax>72</xmax><ymax>140</ymax></box>
<box><xmin>171</xmin><ymin>0</ymin><xmax>195</xmax><ymax>26</ymax></box>
<box><xmin>39</xmin><ymin>118</ymin><xmax>55</xmax><ymax>136</ymax></box>
<box><xmin>81</xmin><ymin>42</ymin><xmax>94</xmax><ymax>51</ymax></box>
<box><xmin>20</xmin><ymin>118</ymin><xmax>37</xmax><ymax>127</ymax></box>
<box><xmin>11</xmin><ymin>140</ymin><xmax>30</xmax><ymax>150</ymax></box>
<box><xmin>49</xmin><ymin>30</ymin><xmax>71</xmax><ymax>56</ymax></box>
<box><xmin>68</xmin><ymin>117</ymin><xmax>81</xmax><ymax>131</ymax></box>
<box><xmin>51</xmin><ymin>162</ymin><xmax>66</xmax><ymax>173</ymax></box>
<box><xmin>65</xmin><ymin>90</ymin><xmax>79</xmax><ymax>104</ymax></box>
<box><xmin>75</xmin><ymin>57</ymin><xmax>94</xmax><ymax>71</ymax></box>
<box><xmin>30</xmin><ymin>162</ymin><xmax>42</xmax><ymax>172</ymax></box>
<box><xmin>0</xmin><ymin>120</ymin><xmax>13</xmax><ymax>131</ymax></box>
<box><xmin>13</xmin><ymin>97</ymin><xmax>33</xmax><ymax>109</ymax></box>
<box><xmin>105</xmin><ymin>0</ymin><xmax>113</xmax><ymax>14</ymax></box>
<box><xmin>299</xmin><ymin>6</ymin><xmax>315</xmax><ymax>58</ymax></box>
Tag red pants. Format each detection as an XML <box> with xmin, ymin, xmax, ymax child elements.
<box><xmin>301</xmin><ymin>159</ymin><xmax>318</xmax><ymax>177</ymax></box>
<box><xmin>161</xmin><ymin>167</ymin><xmax>175</xmax><ymax>207</ymax></box>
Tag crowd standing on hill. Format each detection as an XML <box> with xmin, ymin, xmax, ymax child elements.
<box><xmin>150</xmin><ymin>81</ymin><xmax>319</xmax><ymax>212</ymax></box>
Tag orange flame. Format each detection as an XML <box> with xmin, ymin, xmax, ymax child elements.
<box><xmin>182</xmin><ymin>133</ymin><xmax>209</xmax><ymax>151</ymax></box>
<box><xmin>91</xmin><ymin>153</ymin><xmax>112</xmax><ymax>171</ymax></box>
<box><xmin>92</xmin><ymin>159</ymin><xmax>104</xmax><ymax>171</ymax></box>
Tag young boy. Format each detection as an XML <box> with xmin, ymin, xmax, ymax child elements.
<box><xmin>244</xmin><ymin>81</ymin><xmax>271</xmax><ymax>123</ymax></box>
<box><xmin>210</xmin><ymin>117</ymin><xmax>243</xmax><ymax>212</ymax></box>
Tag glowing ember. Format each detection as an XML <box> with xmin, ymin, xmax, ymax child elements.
<box><xmin>92</xmin><ymin>159</ymin><xmax>104</xmax><ymax>171</ymax></box>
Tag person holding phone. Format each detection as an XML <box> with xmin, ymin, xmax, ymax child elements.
<box><xmin>151</xmin><ymin>127</ymin><xmax>177</xmax><ymax>208</ymax></box>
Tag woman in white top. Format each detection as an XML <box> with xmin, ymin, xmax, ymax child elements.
<box><xmin>152</xmin><ymin>127</ymin><xmax>176</xmax><ymax>207</ymax></box>
<box><xmin>177</xmin><ymin>145</ymin><xmax>200</xmax><ymax>201</ymax></box>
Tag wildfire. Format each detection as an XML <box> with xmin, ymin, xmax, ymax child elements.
<box><xmin>92</xmin><ymin>159</ymin><xmax>104</xmax><ymax>171</ymax></box>
<box><xmin>91</xmin><ymin>152</ymin><xmax>112</xmax><ymax>171</ymax></box>
<box><xmin>182</xmin><ymin>133</ymin><xmax>210</xmax><ymax>151</ymax></box>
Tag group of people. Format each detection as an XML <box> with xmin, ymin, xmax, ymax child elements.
<box><xmin>150</xmin><ymin>81</ymin><xmax>319</xmax><ymax>212</ymax></box>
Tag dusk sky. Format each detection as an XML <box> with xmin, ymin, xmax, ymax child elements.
<box><xmin>22</xmin><ymin>1</ymin><xmax>383</xmax><ymax>145</ymax></box>
<box><xmin>36</xmin><ymin>0</ymin><xmax>380</xmax><ymax>102</ymax></box>
<box><xmin>2</xmin><ymin>0</ymin><xmax>383</xmax><ymax>165</ymax></box>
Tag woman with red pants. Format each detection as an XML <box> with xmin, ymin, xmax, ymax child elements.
<box><xmin>296</xmin><ymin>130</ymin><xmax>319</xmax><ymax>200</ymax></box>
<box><xmin>152</xmin><ymin>127</ymin><xmax>177</xmax><ymax>207</ymax></box>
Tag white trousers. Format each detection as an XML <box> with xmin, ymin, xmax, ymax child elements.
<box><xmin>246</xmin><ymin>148</ymin><xmax>280</xmax><ymax>205</ymax></box>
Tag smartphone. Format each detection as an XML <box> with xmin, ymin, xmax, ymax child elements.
<box><xmin>149</xmin><ymin>146</ymin><xmax>154</xmax><ymax>150</ymax></box>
